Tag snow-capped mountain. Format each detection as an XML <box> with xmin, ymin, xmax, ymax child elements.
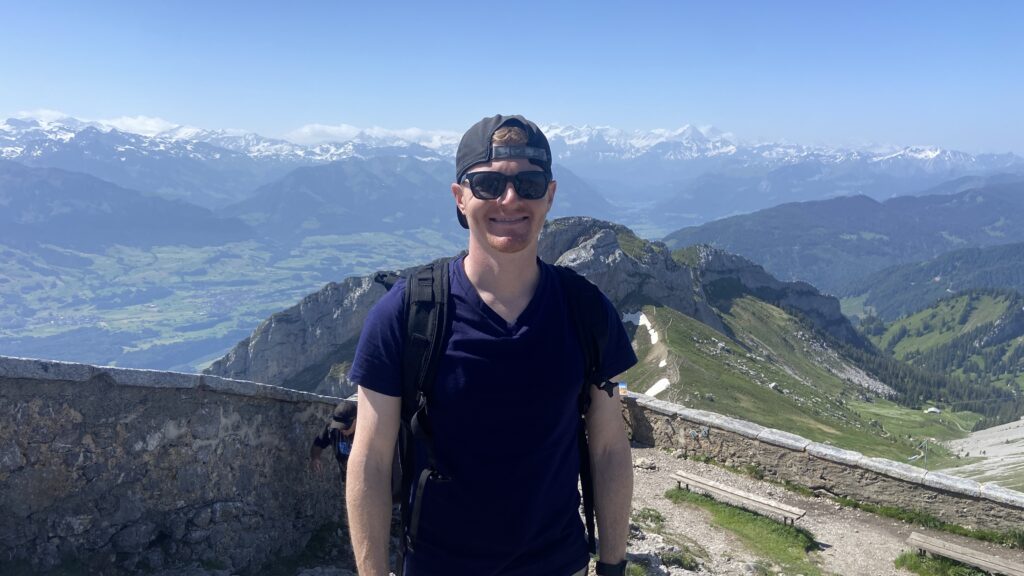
<box><xmin>5</xmin><ymin>113</ymin><xmax>1020</xmax><ymax>171</ymax></box>
<box><xmin>2</xmin><ymin>113</ymin><xmax>1022</xmax><ymax>219</ymax></box>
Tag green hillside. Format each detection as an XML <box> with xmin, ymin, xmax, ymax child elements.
<box><xmin>620</xmin><ymin>299</ymin><xmax>980</xmax><ymax>465</ymax></box>
<box><xmin>843</xmin><ymin>241</ymin><xmax>1024</xmax><ymax>321</ymax></box>
<box><xmin>860</xmin><ymin>290</ymin><xmax>1024</xmax><ymax>426</ymax></box>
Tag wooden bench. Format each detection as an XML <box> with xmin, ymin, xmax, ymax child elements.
<box><xmin>907</xmin><ymin>532</ymin><xmax>1024</xmax><ymax>576</ymax></box>
<box><xmin>670</xmin><ymin>470</ymin><xmax>805</xmax><ymax>525</ymax></box>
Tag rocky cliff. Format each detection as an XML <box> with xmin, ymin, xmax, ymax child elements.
<box><xmin>207</xmin><ymin>217</ymin><xmax>863</xmax><ymax>395</ymax></box>
<box><xmin>683</xmin><ymin>244</ymin><xmax>867</xmax><ymax>346</ymax></box>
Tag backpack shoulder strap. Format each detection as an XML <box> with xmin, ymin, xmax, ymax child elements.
<box><xmin>553</xmin><ymin>264</ymin><xmax>618</xmax><ymax>555</ymax></box>
<box><xmin>402</xmin><ymin>259</ymin><xmax>450</xmax><ymax>413</ymax></box>
<box><xmin>398</xmin><ymin>256</ymin><xmax>452</xmax><ymax>555</ymax></box>
<box><xmin>554</xmin><ymin>265</ymin><xmax>616</xmax><ymax>395</ymax></box>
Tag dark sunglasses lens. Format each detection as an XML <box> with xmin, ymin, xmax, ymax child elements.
<box><xmin>515</xmin><ymin>173</ymin><xmax>549</xmax><ymax>199</ymax></box>
<box><xmin>468</xmin><ymin>173</ymin><xmax>505</xmax><ymax>199</ymax></box>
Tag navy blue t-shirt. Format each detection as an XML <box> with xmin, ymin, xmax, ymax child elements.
<box><xmin>349</xmin><ymin>256</ymin><xmax>637</xmax><ymax>576</ymax></box>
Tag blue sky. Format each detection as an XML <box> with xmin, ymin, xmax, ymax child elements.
<box><xmin>3</xmin><ymin>1</ymin><xmax>1023</xmax><ymax>153</ymax></box>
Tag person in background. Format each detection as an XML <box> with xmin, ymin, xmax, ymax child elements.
<box><xmin>310</xmin><ymin>401</ymin><xmax>357</xmax><ymax>479</ymax></box>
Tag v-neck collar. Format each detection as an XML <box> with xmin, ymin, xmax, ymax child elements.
<box><xmin>452</xmin><ymin>256</ymin><xmax>548</xmax><ymax>334</ymax></box>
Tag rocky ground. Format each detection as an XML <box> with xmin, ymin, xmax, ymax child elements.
<box><xmin>626</xmin><ymin>445</ymin><xmax>1024</xmax><ymax>576</ymax></box>
<box><xmin>942</xmin><ymin>416</ymin><xmax>1024</xmax><ymax>491</ymax></box>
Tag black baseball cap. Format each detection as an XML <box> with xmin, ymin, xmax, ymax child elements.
<box><xmin>329</xmin><ymin>401</ymin><xmax>357</xmax><ymax>429</ymax></box>
<box><xmin>454</xmin><ymin>114</ymin><xmax>553</xmax><ymax>229</ymax></box>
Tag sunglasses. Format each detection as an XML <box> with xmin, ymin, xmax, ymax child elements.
<box><xmin>462</xmin><ymin>171</ymin><xmax>551</xmax><ymax>200</ymax></box>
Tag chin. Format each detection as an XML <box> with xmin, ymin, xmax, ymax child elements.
<box><xmin>485</xmin><ymin>236</ymin><xmax>532</xmax><ymax>254</ymax></box>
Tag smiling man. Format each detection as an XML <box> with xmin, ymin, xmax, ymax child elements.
<box><xmin>346</xmin><ymin>115</ymin><xmax>637</xmax><ymax>576</ymax></box>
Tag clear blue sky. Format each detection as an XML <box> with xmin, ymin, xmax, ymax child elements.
<box><xmin>3</xmin><ymin>0</ymin><xmax>1023</xmax><ymax>153</ymax></box>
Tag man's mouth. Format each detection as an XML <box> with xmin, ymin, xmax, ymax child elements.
<box><xmin>490</xmin><ymin>216</ymin><xmax>528</xmax><ymax>223</ymax></box>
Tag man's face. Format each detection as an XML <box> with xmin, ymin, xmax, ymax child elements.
<box><xmin>451</xmin><ymin>158</ymin><xmax>556</xmax><ymax>255</ymax></box>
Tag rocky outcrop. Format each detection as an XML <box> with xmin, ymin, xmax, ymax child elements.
<box><xmin>205</xmin><ymin>274</ymin><xmax>387</xmax><ymax>398</ymax></box>
<box><xmin>689</xmin><ymin>244</ymin><xmax>867</xmax><ymax>347</ymax></box>
<box><xmin>207</xmin><ymin>217</ymin><xmax>729</xmax><ymax>391</ymax></box>
<box><xmin>539</xmin><ymin>217</ymin><xmax>726</xmax><ymax>332</ymax></box>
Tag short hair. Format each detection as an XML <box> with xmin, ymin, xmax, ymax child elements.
<box><xmin>492</xmin><ymin>125</ymin><xmax>529</xmax><ymax>146</ymax></box>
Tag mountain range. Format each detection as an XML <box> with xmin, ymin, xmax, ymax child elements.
<box><xmin>663</xmin><ymin>180</ymin><xmax>1024</xmax><ymax>296</ymax></box>
<box><xmin>5</xmin><ymin>115</ymin><xmax>1022</xmax><ymax>228</ymax></box>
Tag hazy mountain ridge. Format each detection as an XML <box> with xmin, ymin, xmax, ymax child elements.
<box><xmin>663</xmin><ymin>181</ymin><xmax>1024</xmax><ymax>295</ymax></box>
<box><xmin>0</xmin><ymin>160</ymin><xmax>252</xmax><ymax>249</ymax></box>
<box><xmin>847</xmin><ymin>241</ymin><xmax>1024</xmax><ymax>321</ymax></box>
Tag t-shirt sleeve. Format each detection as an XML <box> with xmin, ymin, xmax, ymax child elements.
<box><xmin>597</xmin><ymin>291</ymin><xmax>639</xmax><ymax>381</ymax></box>
<box><xmin>348</xmin><ymin>279</ymin><xmax>406</xmax><ymax>397</ymax></box>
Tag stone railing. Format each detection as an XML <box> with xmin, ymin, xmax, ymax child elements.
<box><xmin>625</xmin><ymin>393</ymin><xmax>1024</xmax><ymax>533</ymax></box>
<box><xmin>0</xmin><ymin>355</ymin><xmax>347</xmax><ymax>574</ymax></box>
<box><xmin>6</xmin><ymin>353</ymin><xmax>1023</xmax><ymax>573</ymax></box>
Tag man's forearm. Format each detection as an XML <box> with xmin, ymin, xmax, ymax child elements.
<box><xmin>592</xmin><ymin>439</ymin><xmax>633</xmax><ymax>563</ymax></box>
<box><xmin>346</xmin><ymin>446</ymin><xmax>393</xmax><ymax>575</ymax></box>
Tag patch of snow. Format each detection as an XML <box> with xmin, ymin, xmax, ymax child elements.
<box><xmin>638</xmin><ymin>313</ymin><xmax>659</xmax><ymax>345</ymax></box>
<box><xmin>644</xmin><ymin>378</ymin><xmax>671</xmax><ymax>397</ymax></box>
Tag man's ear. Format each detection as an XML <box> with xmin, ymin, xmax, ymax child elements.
<box><xmin>546</xmin><ymin>180</ymin><xmax>557</xmax><ymax>208</ymax></box>
<box><xmin>451</xmin><ymin>182</ymin><xmax>466</xmax><ymax>211</ymax></box>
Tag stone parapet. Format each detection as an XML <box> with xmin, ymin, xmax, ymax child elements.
<box><xmin>0</xmin><ymin>355</ymin><xmax>345</xmax><ymax>574</ymax></box>
<box><xmin>625</xmin><ymin>392</ymin><xmax>1024</xmax><ymax>533</ymax></box>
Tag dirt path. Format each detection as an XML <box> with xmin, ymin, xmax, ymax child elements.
<box><xmin>628</xmin><ymin>445</ymin><xmax>1024</xmax><ymax>575</ymax></box>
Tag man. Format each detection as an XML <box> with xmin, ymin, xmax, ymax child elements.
<box><xmin>309</xmin><ymin>401</ymin><xmax>357</xmax><ymax>479</ymax></box>
<box><xmin>346</xmin><ymin>114</ymin><xmax>637</xmax><ymax>576</ymax></box>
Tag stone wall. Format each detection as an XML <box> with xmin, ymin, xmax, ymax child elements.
<box><xmin>0</xmin><ymin>356</ymin><xmax>347</xmax><ymax>574</ymax></box>
<box><xmin>625</xmin><ymin>393</ymin><xmax>1024</xmax><ymax>533</ymax></box>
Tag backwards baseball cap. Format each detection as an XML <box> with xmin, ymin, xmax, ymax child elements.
<box><xmin>454</xmin><ymin>114</ymin><xmax>553</xmax><ymax>229</ymax></box>
<box><xmin>329</xmin><ymin>401</ymin><xmax>357</xmax><ymax>430</ymax></box>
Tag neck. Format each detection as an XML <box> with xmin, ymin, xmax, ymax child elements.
<box><xmin>463</xmin><ymin>245</ymin><xmax>540</xmax><ymax>298</ymax></box>
<box><xmin>462</xmin><ymin>241</ymin><xmax>542</xmax><ymax>325</ymax></box>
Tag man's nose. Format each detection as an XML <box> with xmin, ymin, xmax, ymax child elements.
<box><xmin>496</xmin><ymin>180</ymin><xmax>520</xmax><ymax>204</ymax></box>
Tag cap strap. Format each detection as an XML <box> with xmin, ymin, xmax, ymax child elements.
<box><xmin>491</xmin><ymin>145</ymin><xmax>549</xmax><ymax>162</ymax></box>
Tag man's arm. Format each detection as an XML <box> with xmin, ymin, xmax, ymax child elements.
<box><xmin>309</xmin><ymin>426</ymin><xmax>330</xmax><ymax>473</ymax></box>
<box><xmin>347</xmin><ymin>386</ymin><xmax>401</xmax><ymax>576</ymax></box>
<box><xmin>586</xmin><ymin>381</ymin><xmax>633</xmax><ymax>565</ymax></box>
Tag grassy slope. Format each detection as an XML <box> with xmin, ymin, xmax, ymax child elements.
<box><xmin>871</xmin><ymin>292</ymin><xmax>1024</xmax><ymax>389</ymax></box>
<box><xmin>879</xmin><ymin>294</ymin><xmax>1010</xmax><ymax>356</ymax></box>
<box><xmin>621</xmin><ymin>298</ymin><xmax>978</xmax><ymax>466</ymax></box>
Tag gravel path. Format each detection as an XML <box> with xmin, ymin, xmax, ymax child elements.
<box><xmin>627</xmin><ymin>445</ymin><xmax>1024</xmax><ymax>576</ymax></box>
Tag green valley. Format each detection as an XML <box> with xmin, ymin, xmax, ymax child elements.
<box><xmin>0</xmin><ymin>230</ymin><xmax>462</xmax><ymax>370</ymax></box>
<box><xmin>859</xmin><ymin>290</ymin><xmax>1024</xmax><ymax>426</ymax></box>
